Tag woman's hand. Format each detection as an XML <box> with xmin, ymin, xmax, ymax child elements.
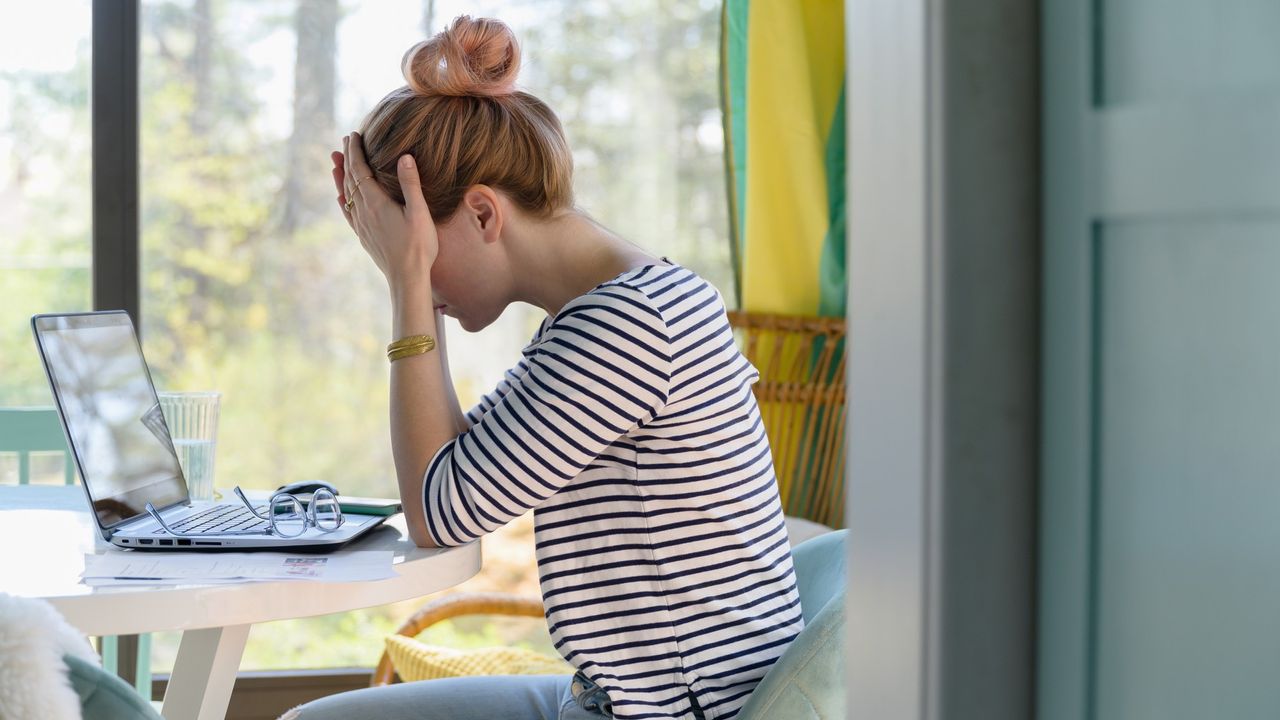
<box><xmin>331</xmin><ymin>132</ymin><xmax>438</xmax><ymax>288</ymax></box>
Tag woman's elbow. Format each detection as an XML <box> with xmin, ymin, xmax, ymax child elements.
<box><xmin>409</xmin><ymin>524</ymin><xmax>442</xmax><ymax>548</ymax></box>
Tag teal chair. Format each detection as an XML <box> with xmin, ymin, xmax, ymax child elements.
<box><xmin>737</xmin><ymin>528</ymin><xmax>847</xmax><ymax>720</ymax></box>
<box><xmin>0</xmin><ymin>406</ymin><xmax>77</xmax><ymax>485</ymax></box>
<box><xmin>66</xmin><ymin>654</ymin><xmax>165</xmax><ymax>720</ymax></box>
<box><xmin>0</xmin><ymin>406</ymin><xmax>153</xmax><ymax>700</ymax></box>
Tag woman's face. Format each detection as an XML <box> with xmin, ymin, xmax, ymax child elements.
<box><xmin>429</xmin><ymin>208</ymin><xmax>510</xmax><ymax>332</ymax></box>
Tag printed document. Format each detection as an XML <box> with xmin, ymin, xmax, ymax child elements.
<box><xmin>82</xmin><ymin>550</ymin><xmax>395</xmax><ymax>586</ymax></box>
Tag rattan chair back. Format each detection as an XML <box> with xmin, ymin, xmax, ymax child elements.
<box><xmin>726</xmin><ymin>311</ymin><xmax>846</xmax><ymax>528</ymax></box>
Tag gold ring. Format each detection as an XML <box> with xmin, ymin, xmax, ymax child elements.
<box><xmin>343</xmin><ymin>176</ymin><xmax>373</xmax><ymax>213</ymax></box>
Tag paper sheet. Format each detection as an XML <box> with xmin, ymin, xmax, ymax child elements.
<box><xmin>81</xmin><ymin>576</ymin><xmax>250</xmax><ymax>587</ymax></box>
<box><xmin>81</xmin><ymin>550</ymin><xmax>396</xmax><ymax>585</ymax></box>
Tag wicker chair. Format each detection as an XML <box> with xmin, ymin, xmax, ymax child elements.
<box><xmin>370</xmin><ymin>311</ymin><xmax>847</xmax><ymax>688</ymax></box>
<box><xmin>371</xmin><ymin>592</ymin><xmax>548</xmax><ymax>685</ymax></box>
<box><xmin>724</xmin><ymin>311</ymin><xmax>846</xmax><ymax>529</ymax></box>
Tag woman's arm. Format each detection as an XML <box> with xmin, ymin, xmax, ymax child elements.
<box><xmin>387</xmin><ymin>282</ymin><xmax>451</xmax><ymax>548</ymax></box>
<box><xmin>335</xmin><ymin>134</ymin><xmax>454</xmax><ymax>548</ymax></box>
<box><xmin>420</xmin><ymin>286</ymin><xmax>671</xmax><ymax>547</ymax></box>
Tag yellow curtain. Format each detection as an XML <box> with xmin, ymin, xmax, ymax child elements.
<box><xmin>722</xmin><ymin>0</ymin><xmax>846</xmax><ymax>317</ymax></box>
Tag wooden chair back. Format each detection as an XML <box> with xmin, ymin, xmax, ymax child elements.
<box><xmin>726</xmin><ymin>311</ymin><xmax>846</xmax><ymax>528</ymax></box>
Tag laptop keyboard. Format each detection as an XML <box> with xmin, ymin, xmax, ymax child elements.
<box><xmin>157</xmin><ymin>504</ymin><xmax>270</xmax><ymax>535</ymax></box>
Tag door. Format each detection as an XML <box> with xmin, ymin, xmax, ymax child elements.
<box><xmin>1039</xmin><ymin>1</ymin><xmax>1280</xmax><ymax>719</ymax></box>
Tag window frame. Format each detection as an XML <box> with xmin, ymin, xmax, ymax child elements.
<box><xmin>92</xmin><ymin>0</ymin><xmax>139</xmax><ymax>322</ymax></box>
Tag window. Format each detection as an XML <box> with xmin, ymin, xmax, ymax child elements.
<box><xmin>0</xmin><ymin>0</ymin><xmax>91</xmax><ymax>484</ymax></box>
<box><xmin>0</xmin><ymin>0</ymin><xmax>730</xmax><ymax>672</ymax></box>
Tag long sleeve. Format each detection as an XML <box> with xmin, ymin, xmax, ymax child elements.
<box><xmin>423</xmin><ymin>285</ymin><xmax>672</xmax><ymax>546</ymax></box>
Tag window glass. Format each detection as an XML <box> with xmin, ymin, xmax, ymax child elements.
<box><xmin>0</xmin><ymin>0</ymin><xmax>91</xmax><ymax>485</ymax></box>
<box><xmin>140</xmin><ymin>0</ymin><xmax>727</xmax><ymax>671</ymax></box>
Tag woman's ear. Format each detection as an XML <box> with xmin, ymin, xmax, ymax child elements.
<box><xmin>462</xmin><ymin>185</ymin><xmax>503</xmax><ymax>244</ymax></box>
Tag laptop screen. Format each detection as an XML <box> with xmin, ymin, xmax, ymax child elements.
<box><xmin>32</xmin><ymin>312</ymin><xmax>188</xmax><ymax>529</ymax></box>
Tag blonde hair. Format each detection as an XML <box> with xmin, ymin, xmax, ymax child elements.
<box><xmin>358</xmin><ymin>16</ymin><xmax>574</xmax><ymax>221</ymax></box>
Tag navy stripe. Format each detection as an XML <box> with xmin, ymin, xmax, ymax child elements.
<box><xmin>457</xmin><ymin>437</ymin><xmax>530</xmax><ymax>516</ymax></box>
<box><xmin>538</xmin><ymin>486</ymin><xmax>782</xmax><ymax>544</ymax></box>
<box><xmin>542</xmin><ymin>533</ymin><xmax>793</xmax><ymax>617</ymax></box>
<box><xmin>540</xmin><ymin>337</ymin><xmax>667</xmax><ymax>401</ymax></box>
<box><xmin>556</xmin><ymin>296</ymin><xmax>662</xmax><ymax>330</ymax></box>
<box><xmin>548</xmin><ymin>572</ymin><xmax>798</xmax><ymax>635</ymax></box>
<box><xmin>657</xmin><ymin>284</ymin><xmax>709</xmax><ymax>313</ymax></box>
<box><xmin>560</xmin><ymin>596</ymin><xmax>803</xmax><ymax>660</ymax></box>
<box><xmin>667</xmin><ymin>335</ymin><xmax>738</xmax><ymax>391</ymax></box>
<box><xmin>533</xmin><ymin>360</ymin><xmax>650</xmax><ymax>430</ymax></box>
<box><xmin>631</xmin><ymin>400</ymin><xmax>758</xmax><ymax>441</ymax></box>
<box><xmin>524</xmin><ymin>371</ymin><xmax>629</xmax><ymax>437</ymax></box>
<box><xmin>642</xmin><ymin>369</ymin><xmax>755</xmax><ymax>425</ymax></box>
<box><xmin>558</xmin><ymin>317</ymin><xmax>670</xmax><ymax>365</ymax></box>
<box><xmin>629</xmin><ymin>265</ymin><xmax>684</xmax><ymax>288</ymax></box>
<box><xmin>666</xmin><ymin>291</ymin><xmax>718</xmax><ymax>325</ymax></box>
<box><xmin>532</xmin><ymin>466</ymin><xmax>778</xmax><ymax>548</ymax></box>
<box><xmin>554</xmin><ymin>579</ymin><xmax>800</xmax><ymax>645</ymax></box>
<box><xmin>538</xmin><ymin>468</ymin><xmax>776</xmax><ymax>523</ymax></box>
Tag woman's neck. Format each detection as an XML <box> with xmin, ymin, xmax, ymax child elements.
<box><xmin>507</xmin><ymin>209</ymin><xmax>664</xmax><ymax>317</ymax></box>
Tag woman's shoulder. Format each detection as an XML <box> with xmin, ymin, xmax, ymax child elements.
<box><xmin>532</xmin><ymin>261</ymin><xmax>726</xmax><ymax>349</ymax></box>
<box><xmin>591</xmin><ymin>261</ymin><xmax>718</xmax><ymax>312</ymax></box>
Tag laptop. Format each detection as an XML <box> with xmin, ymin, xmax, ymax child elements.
<box><xmin>31</xmin><ymin>310</ymin><xmax>392</xmax><ymax>551</ymax></box>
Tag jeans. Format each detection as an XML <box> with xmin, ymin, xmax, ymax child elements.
<box><xmin>282</xmin><ymin>672</ymin><xmax>612</xmax><ymax>720</ymax></box>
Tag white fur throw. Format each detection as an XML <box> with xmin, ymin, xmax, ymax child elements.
<box><xmin>0</xmin><ymin>593</ymin><xmax>98</xmax><ymax>720</ymax></box>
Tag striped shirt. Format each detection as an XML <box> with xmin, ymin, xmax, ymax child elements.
<box><xmin>423</xmin><ymin>262</ymin><xmax>804</xmax><ymax>720</ymax></box>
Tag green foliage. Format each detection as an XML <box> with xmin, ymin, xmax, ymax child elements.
<box><xmin>0</xmin><ymin>40</ymin><xmax>93</xmax><ymax>407</ymax></box>
<box><xmin>517</xmin><ymin>0</ymin><xmax>734</xmax><ymax>301</ymax></box>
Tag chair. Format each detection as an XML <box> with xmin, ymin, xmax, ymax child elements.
<box><xmin>372</xmin><ymin>530</ymin><xmax>847</xmax><ymax>719</ymax></box>
<box><xmin>735</xmin><ymin>528</ymin><xmax>846</xmax><ymax>719</ymax></box>
<box><xmin>0</xmin><ymin>406</ymin><xmax>77</xmax><ymax>485</ymax></box>
<box><xmin>0</xmin><ymin>406</ymin><xmax>153</xmax><ymax>700</ymax></box>
<box><xmin>725</xmin><ymin>311</ymin><xmax>847</xmax><ymax>529</ymax></box>
<box><xmin>67</xmin><ymin>654</ymin><xmax>166</xmax><ymax>720</ymax></box>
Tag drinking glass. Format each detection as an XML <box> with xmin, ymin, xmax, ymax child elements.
<box><xmin>157</xmin><ymin>391</ymin><xmax>221</xmax><ymax>502</ymax></box>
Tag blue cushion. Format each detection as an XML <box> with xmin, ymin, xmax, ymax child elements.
<box><xmin>737</xmin><ymin>529</ymin><xmax>848</xmax><ymax>720</ymax></box>
<box><xmin>791</xmin><ymin>529</ymin><xmax>848</xmax><ymax>624</ymax></box>
<box><xmin>64</xmin><ymin>654</ymin><xmax>164</xmax><ymax>720</ymax></box>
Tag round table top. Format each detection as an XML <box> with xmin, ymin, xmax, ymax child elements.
<box><xmin>0</xmin><ymin>485</ymin><xmax>481</xmax><ymax>636</ymax></box>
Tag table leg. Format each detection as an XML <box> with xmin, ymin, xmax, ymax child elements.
<box><xmin>161</xmin><ymin>624</ymin><xmax>251</xmax><ymax>720</ymax></box>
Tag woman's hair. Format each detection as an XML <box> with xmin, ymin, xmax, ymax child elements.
<box><xmin>358</xmin><ymin>16</ymin><xmax>574</xmax><ymax>221</ymax></box>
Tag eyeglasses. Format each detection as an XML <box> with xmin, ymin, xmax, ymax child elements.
<box><xmin>145</xmin><ymin>486</ymin><xmax>345</xmax><ymax>539</ymax></box>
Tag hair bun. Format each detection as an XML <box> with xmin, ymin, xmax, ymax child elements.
<box><xmin>402</xmin><ymin>15</ymin><xmax>520</xmax><ymax>98</ymax></box>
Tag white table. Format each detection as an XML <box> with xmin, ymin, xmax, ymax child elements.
<box><xmin>0</xmin><ymin>485</ymin><xmax>481</xmax><ymax>720</ymax></box>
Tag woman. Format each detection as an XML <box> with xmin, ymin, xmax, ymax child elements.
<box><xmin>290</xmin><ymin>16</ymin><xmax>802</xmax><ymax>720</ymax></box>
